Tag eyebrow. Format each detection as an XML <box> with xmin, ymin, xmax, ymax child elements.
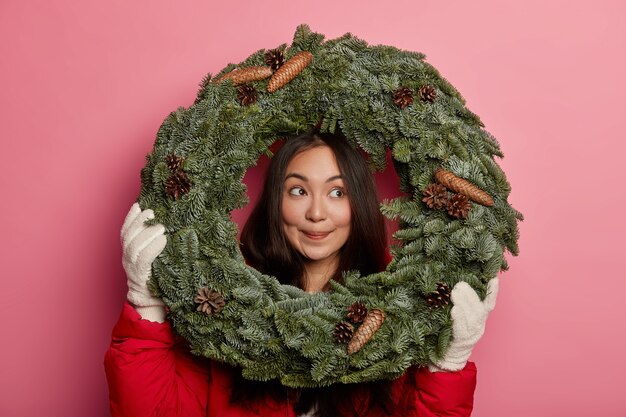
<box><xmin>284</xmin><ymin>173</ymin><xmax>343</xmax><ymax>183</ymax></box>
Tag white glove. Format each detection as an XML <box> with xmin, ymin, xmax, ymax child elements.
<box><xmin>428</xmin><ymin>278</ymin><xmax>498</xmax><ymax>372</ymax></box>
<box><xmin>121</xmin><ymin>203</ymin><xmax>167</xmax><ymax>323</ymax></box>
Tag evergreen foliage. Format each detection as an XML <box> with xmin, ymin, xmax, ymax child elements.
<box><xmin>139</xmin><ymin>24</ymin><xmax>523</xmax><ymax>387</ymax></box>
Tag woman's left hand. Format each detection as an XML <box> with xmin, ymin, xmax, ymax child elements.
<box><xmin>428</xmin><ymin>278</ymin><xmax>499</xmax><ymax>372</ymax></box>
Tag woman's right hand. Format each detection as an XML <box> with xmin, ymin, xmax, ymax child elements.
<box><xmin>121</xmin><ymin>203</ymin><xmax>167</xmax><ymax>322</ymax></box>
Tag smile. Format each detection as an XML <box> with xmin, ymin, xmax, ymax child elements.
<box><xmin>302</xmin><ymin>231</ymin><xmax>331</xmax><ymax>240</ymax></box>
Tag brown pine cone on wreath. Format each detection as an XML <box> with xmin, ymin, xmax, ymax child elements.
<box><xmin>424</xmin><ymin>282</ymin><xmax>451</xmax><ymax>308</ymax></box>
<box><xmin>213</xmin><ymin>66</ymin><xmax>273</xmax><ymax>86</ymax></box>
<box><xmin>418</xmin><ymin>85</ymin><xmax>437</xmax><ymax>103</ymax></box>
<box><xmin>392</xmin><ymin>87</ymin><xmax>414</xmax><ymax>108</ymax></box>
<box><xmin>264</xmin><ymin>48</ymin><xmax>285</xmax><ymax>71</ymax></box>
<box><xmin>346</xmin><ymin>302</ymin><xmax>368</xmax><ymax>324</ymax></box>
<box><xmin>333</xmin><ymin>321</ymin><xmax>354</xmax><ymax>344</ymax></box>
<box><xmin>237</xmin><ymin>84</ymin><xmax>258</xmax><ymax>106</ymax></box>
<box><xmin>447</xmin><ymin>193</ymin><xmax>472</xmax><ymax>219</ymax></box>
<box><xmin>194</xmin><ymin>287</ymin><xmax>226</xmax><ymax>315</ymax></box>
<box><xmin>347</xmin><ymin>309</ymin><xmax>386</xmax><ymax>354</ymax></box>
<box><xmin>434</xmin><ymin>168</ymin><xmax>494</xmax><ymax>207</ymax></box>
<box><xmin>267</xmin><ymin>51</ymin><xmax>313</xmax><ymax>92</ymax></box>
<box><xmin>165</xmin><ymin>154</ymin><xmax>185</xmax><ymax>172</ymax></box>
<box><xmin>165</xmin><ymin>171</ymin><xmax>191</xmax><ymax>200</ymax></box>
<box><xmin>422</xmin><ymin>183</ymin><xmax>448</xmax><ymax>210</ymax></box>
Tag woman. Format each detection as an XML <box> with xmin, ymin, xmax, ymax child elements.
<box><xmin>105</xmin><ymin>130</ymin><xmax>490</xmax><ymax>417</ymax></box>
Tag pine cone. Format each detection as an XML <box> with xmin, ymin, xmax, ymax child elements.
<box><xmin>267</xmin><ymin>51</ymin><xmax>313</xmax><ymax>93</ymax></box>
<box><xmin>264</xmin><ymin>48</ymin><xmax>285</xmax><ymax>71</ymax></box>
<box><xmin>425</xmin><ymin>283</ymin><xmax>451</xmax><ymax>308</ymax></box>
<box><xmin>447</xmin><ymin>194</ymin><xmax>472</xmax><ymax>219</ymax></box>
<box><xmin>165</xmin><ymin>171</ymin><xmax>191</xmax><ymax>200</ymax></box>
<box><xmin>213</xmin><ymin>66</ymin><xmax>273</xmax><ymax>85</ymax></box>
<box><xmin>422</xmin><ymin>183</ymin><xmax>448</xmax><ymax>210</ymax></box>
<box><xmin>392</xmin><ymin>87</ymin><xmax>413</xmax><ymax>108</ymax></box>
<box><xmin>194</xmin><ymin>287</ymin><xmax>226</xmax><ymax>315</ymax></box>
<box><xmin>346</xmin><ymin>302</ymin><xmax>368</xmax><ymax>324</ymax></box>
<box><xmin>418</xmin><ymin>85</ymin><xmax>437</xmax><ymax>103</ymax></box>
<box><xmin>165</xmin><ymin>154</ymin><xmax>185</xmax><ymax>172</ymax></box>
<box><xmin>347</xmin><ymin>309</ymin><xmax>386</xmax><ymax>354</ymax></box>
<box><xmin>333</xmin><ymin>321</ymin><xmax>354</xmax><ymax>344</ymax></box>
<box><xmin>434</xmin><ymin>168</ymin><xmax>493</xmax><ymax>207</ymax></box>
<box><xmin>237</xmin><ymin>84</ymin><xmax>258</xmax><ymax>106</ymax></box>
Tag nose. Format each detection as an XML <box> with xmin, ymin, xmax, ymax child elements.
<box><xmin>305</xmin><ymin>195</ymin><xmax>326</xmax><ymax>222</ymax></box>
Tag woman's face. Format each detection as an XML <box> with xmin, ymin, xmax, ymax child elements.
<box><xmin>281</xmin><ymin>145</ymin><xmax>351</xmax><ymax>272</ymax></box>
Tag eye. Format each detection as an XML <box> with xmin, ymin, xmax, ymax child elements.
<box><xmin>288</xmin><ymin>186</ymin><xmax>307</xmax><ymax>196</ymax></box>
<box><xmin>329</xmin><ymin>188</ymin><xmax>345</xmax><ymax>198</ymax></box>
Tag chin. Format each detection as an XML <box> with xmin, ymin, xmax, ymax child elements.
<box><xmin>301</xmin><ymin>249</ymin><xmax>337</xmax><ymax>263</ymax></box>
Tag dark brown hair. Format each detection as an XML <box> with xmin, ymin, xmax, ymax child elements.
<box><xmin>236</xmin><ymin>129</ymin><xmax>394</xmax><ymax>417</ymax></box>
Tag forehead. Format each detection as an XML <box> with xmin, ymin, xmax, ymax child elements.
<box><xmin>285</xmin><ymin>145</ymin><xmax>341</xmax><ymax>176</ymax></box>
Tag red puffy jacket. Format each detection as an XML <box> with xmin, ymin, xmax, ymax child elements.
<box><xmin>105</xmin><ymin>302</ymin><xmax>477</xmax><ymax>417</ymax></box>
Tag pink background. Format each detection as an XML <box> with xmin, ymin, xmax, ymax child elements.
<box><xmin>1</xmin><ymin>0</ymin><xmax>625</xmax><ymax>416</ymax></box>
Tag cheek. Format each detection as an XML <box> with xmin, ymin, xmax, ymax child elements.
<box><xmin>332</xmin><ymin>202</ymin><xmax>352</xmax><ymax>228</ymax></box>
<box><xmin>280</xmin><ymin>198</ymin><xmax>300</xmax><ymax>227</ymax></box>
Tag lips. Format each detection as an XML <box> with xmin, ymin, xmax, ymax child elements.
<box><xmin>302</xmin><ymin>231</ymin><xmax>331</xmax><ymax>240</ymax></box>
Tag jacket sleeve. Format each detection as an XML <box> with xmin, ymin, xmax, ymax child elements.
<box><xmin>104</xmin><ymin>302</ymin><xmax>211</xmax><ymax>417</ymax></box>
<box><xmin>413</xmin><ymin>362</ymin><xmax>477</xmax><ymax>417</ymax></box>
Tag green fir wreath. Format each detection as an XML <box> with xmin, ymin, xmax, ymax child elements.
<box><xmin>138</xmin><ymin>24</ymin><xmax>523</xmax><ymax>388</ymax></box>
